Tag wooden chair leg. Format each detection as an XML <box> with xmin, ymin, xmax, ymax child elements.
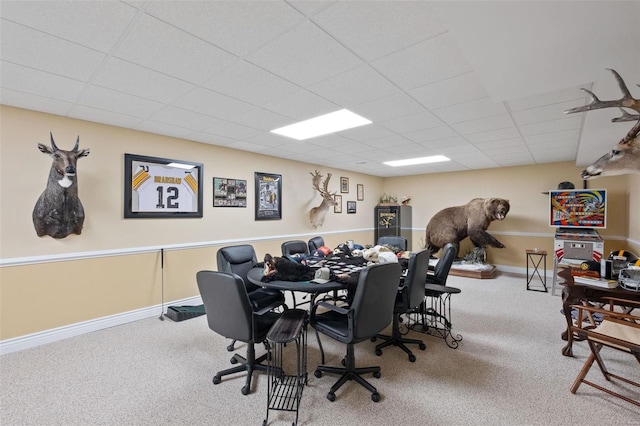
<box><xmin>588</xmin><ymin>341</ymin><xmax>611</xmax><ymax>381</ymax></box>
<box><xmin>571</xmin><ymin>352</ymin><xmax>595</xmax><ymax>393</ymax></box>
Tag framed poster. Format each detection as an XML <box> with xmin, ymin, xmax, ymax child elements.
<box><xmin>347</xmin><ymin>201</ymin><xmax>357</xmax><ymax>214</ymax></box>
<box><xmin>255</xmin><ymin>172</ymin><xmax>282</xmax><ymax>220</ymax></box>
<box><xmin>340</xmin><ymin>177</ymin><xmax>349</xmax><ymax>193</ymax></box>
<box><xmin>124</xmin><ymin>153</ymin><xmax>203</xmax><ymax>219</ymax></box>
<box><xmin>334</xmin><ymin>195</ymin><xmax>342</xmax><ymax>213</ymax></box>
<box><xmin>357</xmin><ymin>184</ymin><xmax>364</xmax><ymax>201</ymax></box>
<box><xmin>213</xmin><ymin>177</ymin><xmax>247</xmax><ymax>207</ymax></box>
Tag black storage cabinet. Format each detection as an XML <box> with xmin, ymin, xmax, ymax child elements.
<box><xmin>374</xmin><ymin>204</ymin><xmax>412</xmax><ymax>249</ymax></box>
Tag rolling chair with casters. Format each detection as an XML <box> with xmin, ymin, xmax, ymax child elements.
<box><xmin>373</xmin><ymin>249</ymin><xmax>430</xmax><ymax>362</ymax></box>
<box><xmin>310</xmin><ymin>262</ymin><xmax>402</xmax><ymax>402</ymax></box>
<box><xmin>308</xmin><ymin>236</ymin><xmax>325</xmax><ymax>253</ymax></box>
<box><xmin>377</xmin><ymin>236</ymin><xmax>408</xmax><ymax>251</ymax></box>
<box><xmin>419</xmin><ymin>243</ymin><xmax>463</xmax><ymax>348</ymax></box>
<box><xmin>196</xmin><ymin>270</ymin><xmax>282</xmax><ymax>395</ymax></box>
<box><xmin>217</xmin><ymin>245</ymin><xmax>287</xmax><ymax>351</ymax></box>
<box><xmin>281</xmin><ymin>240</ymin><xmax>310</xmax><ymax>257</ymax></box>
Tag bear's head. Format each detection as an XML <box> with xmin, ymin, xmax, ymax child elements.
<box><xmin>487</xmin><ymin>198</ymin><xmax>510</xmax><ymax>221</ymax></box>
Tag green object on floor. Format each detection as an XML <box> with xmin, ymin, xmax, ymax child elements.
<box><xmin>165</xmin><ymin>305</ymin><xmax>206</xmax><ymax>322</ymax></box>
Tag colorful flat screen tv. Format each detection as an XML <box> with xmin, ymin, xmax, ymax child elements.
<box><xmin>549</xmin><ymin>189</ymin><xmax>606</xmax><ymax>228</ymax></box>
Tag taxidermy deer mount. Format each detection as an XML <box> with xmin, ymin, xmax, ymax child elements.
<box><xmin>309</xmin><ymin>170</ymin><xmax>337</xmax><ymax>229</ymax></box>
<box><xmin>32</xmin><ymin>132</ymin><xmax>90</xmax><ymax>238</ymax></box>
<box><xmin>564</xmin><ymin>69</ymin><xmax>640</xmax><ymax>179</ymax></box>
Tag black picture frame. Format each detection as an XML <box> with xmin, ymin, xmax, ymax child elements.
<box><xmin>124</xmin><ymin>153</ymin><xmax>203</xmax><ymax>219</ymax></box>
<box><xmin>347</xmin><ymin>201</ymin><xmax>357</xmax><ymax>214</ymax></box>
<box><xmin>213</xmin><ymin>177</ymin><xmax>247</xmax><ymax>207</ymax></box>
<box><xmin>255</xmin><ymin>172</ymin><xmax>282</xmax><ymax>220</ymax></box>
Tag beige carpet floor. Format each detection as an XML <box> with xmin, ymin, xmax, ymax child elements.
<box><xmin>1</xmin><ymin>272</ymin><xmax>639</xmax><ymax>425</ymax></box>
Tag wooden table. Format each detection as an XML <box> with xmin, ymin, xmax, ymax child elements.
<box><xmin>558</xmin><ymin>267</ymin><xmax>640</xmax><ymax>357</ymax></box>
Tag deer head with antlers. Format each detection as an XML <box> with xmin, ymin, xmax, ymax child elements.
<box><xmin>565</xmin><ymin>69</ymin><xmax>640</xmax><ymax>179</ymax></box>
<box><xmin>309</xmin><ymin>170</ymin><xmax>337</xmax><ymax>229</ymax></box>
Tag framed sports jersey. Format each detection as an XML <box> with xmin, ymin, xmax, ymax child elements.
<box><xmin>124</xmin><ymin>153</ymin><xmax>203</xmax><ymax>218</ymax></box>
<box><xmin>254</xmin><ymin>172</ymin><xmax>281</xmax><ymax>220</ymax></box>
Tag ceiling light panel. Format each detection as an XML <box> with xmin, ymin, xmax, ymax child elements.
<box><xmin>271</xmin><ymin>109</ymin><xmax>371</xmax><ymax>140</ymax></box>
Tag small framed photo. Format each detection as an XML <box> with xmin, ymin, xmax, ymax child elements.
<box><xmin>124</xmin><ymin>153</ymin><xmax>203</xmax><ymax>219</ymax></box>
<box><xmin>357</xmin><ymin>184</ymin><xmax>364</xmax><ymax>201</ymax></box>
<box><xmin>213</xmin><ymin>177</ymin><xmax>247</xmax><ymax>207</ymax></box>
<box><xmin>255</xmin><ymin>172</ymin><xmax>282</xmax><ymax>220</ymax></box>
<box><xmin>347</xmin><ymin>201</ymin><xmax>356</xmax><ymax>214</ymax></box>
<box><xmin>334</xmin><ymin>195</ymin><xmax>342</xmax><ymax>213</ymax></box>
<box><xmin>340</xmin><ymin>177</ymin><xmax>349</xmax><ymax>193</ymax></box>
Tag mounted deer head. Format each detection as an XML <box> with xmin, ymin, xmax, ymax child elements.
<box><xmin>309</xmin><ymin>170</ymin><xmax>337</xmax><ymax>229</ymax></box>
<box><xmin>32</xmin><ymin>132</ymin><xmax>90</xmax><ymax>238</ymax></box>
<box><xmin>565</xmin><ymin>69</ymin><xmax>640</xmax><ymax>179</ymax></box>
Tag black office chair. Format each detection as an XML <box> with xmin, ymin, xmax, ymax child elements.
<box><xmin>308</xmin><ymin>236</ymin><xmax>325</xmax><ymax>253</ymax></box>
<box><xmin>373</xmin><ymin>249</ymin><xmax>430</xmax><ymax>362</ymax></box>
<box><xmin>217</xmin><ymin>245</ymin><xmax>286</xmax><ymax>351</ymax></box>
<box><xmin>281</xmin><ymin>240</ymin><xmax>310</xmax><ymax>257</ymax></box>
<box><xmin>421</xmin><ymin>243</ymin><xmax>463</xmax><ymax>348</ymax></box>
<box><xmin>196</xmin><ymin>270</ymin><xmax>281</xmax><ymax>395</ymax></box>
<box><xmin>311</xmin><ymin>262</ymin><xmax>402</xmax><ymax>402</ymax></box>
<box><xmin>377</xmin><ymin>236</ymin><xmax>408</xmax><ymax>251</ymax></box>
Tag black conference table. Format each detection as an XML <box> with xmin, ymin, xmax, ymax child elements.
<box><xmin>246</xmin><ymin>267</ymin><xmax>347</xmax><ymax>364</ymax></box>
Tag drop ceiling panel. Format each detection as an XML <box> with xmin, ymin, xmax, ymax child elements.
<box><xmin>308</xmin><ymin>65</ymin><xmax>399</xmax><ymax>107</ymax></box>
<box><xmin>0</xmin><ymin>0</ymin><xmax>138</xmax><ymax>52</ymax></box>
<box><xmin>263</xmin><ymin>89</ymin><xmax>337</xmax><ymax>121</ymax></box>
<box><xmin>115</xmin><ymin>14</ymin><xmax>237</xmax><ymax>84</ymax></box>
<box><xmin>93</xmin><ymin>58</ymin><xmax>196</xmax><ymax>104</ymax></box>
<box><xmin>1</xmin><ymin>21</ymin><xmax>106</xmax><ymax>81</ymax></box>
<box><xmin>144</xmin><ymin>1</ymin><xmax>305</xmax><ymax>57</ymax></box>
<box><xmin>312</xmin><ymin>1</ymin><xmax>447</xmax><ymax>61</ymax></box>
<box><xmin>201</xmin><ymin>61</ymin><xmax>300</xmax><ymax>107</ymax></box>
<box><xmin>70</xmin><ymin>105</ymin><xmax>142</xmax><ymax>130</ymax></box>
<box><xmin>173</xmin><ymin>87</ymin><xmax>254</xmax><ymax>121</ymax></box>
<box><xmin>76</xmin><ymin>86</ymin><xmax>164</xmax><ymax>118</ymax></box>
<box><xmin>371</xmin><ymin>34</ymin><xmax>472</xmax><ymax>90</ymax></box>
<box><xmin>0</xmin><ymin>62</ymin><xmax>85</xmax><ymax>103</ymax></box>
<box><xmin>409</xmin><ymin>72</ymin><xmax>488</xmax><ymax>110</ymax></box>
<box><xmin>434</xmin><ymin>97</ymin><xmax>508</xmax><ymax>125</ymax></box>
<box><xmin>246</xmin><ymin>20</ymin><xmax>363</xmax><ymax>87</ymax></box>
<box><xmin>351</xmin><ymin>93</ymin><xmax>423</xmax><ymax>123</ymax></box>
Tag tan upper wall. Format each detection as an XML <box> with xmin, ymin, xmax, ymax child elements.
<box><xmin>0</xmin><ymin>106</ymin><xmax>383</xmax><ymax>259</ymax></box>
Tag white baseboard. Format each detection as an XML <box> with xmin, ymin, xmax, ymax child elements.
<box><xmin>0</xmin><ymin>295</ymin><xmax>202</xmax><ymax>355</ymax></box>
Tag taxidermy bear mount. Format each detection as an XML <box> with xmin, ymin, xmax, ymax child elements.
<box><xmin>425</xmin><ymin>198</ymin><xmax>510</xmax><ymax>255</ymax></box>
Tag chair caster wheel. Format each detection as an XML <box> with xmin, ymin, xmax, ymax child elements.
<box><xmin>373</xmin><ymin>371</ymin><xmax>381</xmax><ymax>379</ymax></box>
<box><xmin>262</xmin><ymin>420</ymin><xmax>267</xmax><ymax>426</ymax></box>
<box><xmin>370</xmin><ymin>336</ymin><xmax>377</xmax><ymax>342</ymax></box>
<box><xmin>419</xmin><ymin>343</ymin><xmax>426</xmax><ymax>350</ymax></box>
<box><xmin>372</xmin><ymin>392</ymin><xmax>380</xmax><ymax>402</ymax></box>
<box><xmin>241</xmin><ymin>385</ymin><xmax>249</xmax><ymax>395</ymax></box>
<box><xmin>213</xmin><ymin>375</ymin><xmax>221</xmax><ymax>385</ymax></box>
<box><xmin>409</xmin><ymin>354</ymin><xmax>416</xmax><ymax>362</ymax></box>
<box><xmin>375</xmin><ymin>348</ymin><xmax>382</xmax><ymax>356</ymax></box>
<box><xmin>314</xmin><ymin>370</ymin><xmax>323</xmax><ymax>378</ymax></box>
<box><xmin>327</xmin><ymin>392</ymin><xmax>336</xmax><ymax>402</ymax></box>
<box><xmin>341</xmin><ymin>358</ymin><xmax>346</xmax><ymax>366</ymax></box>
<box><xmin>227</xmin><ymin>343</ymin><xmax>235</xmax><ymax>352</ymax></box>
<box><xmin>230</xmin><ymin>357</ymin><xmax>238</xmax><ymax>364</ymax></box>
